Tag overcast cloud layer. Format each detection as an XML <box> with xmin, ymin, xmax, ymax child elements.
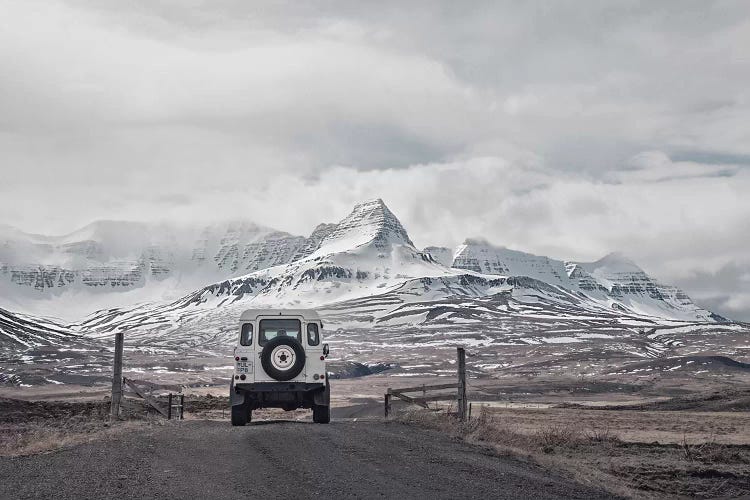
<box><xmin>1</xmin><ymin>1</ymin><xmax>749</xmax><ymax>320</ymax></box>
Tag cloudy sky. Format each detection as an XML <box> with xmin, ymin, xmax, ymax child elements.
<box><xmin>1</xmin><ymin>1</ymin><xmax>749</xmax><ymax>320</ymax></box>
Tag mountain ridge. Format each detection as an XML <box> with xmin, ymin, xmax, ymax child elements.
<box><xmin>0</xmin><ymin>199</ymin><xmax>725</xmax><ymax>327</ymax></box>
<box><xmin>62</xmin><ymin>199</ymin><xmax>722</xmax><ymax>351</ymax></box>
<box><xmin>0</xmin><ymin>198</ymin><xmax>742</xmax><ymax>378</ymax></box>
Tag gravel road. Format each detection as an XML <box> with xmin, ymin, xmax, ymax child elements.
<box><xmin>0</xmin><ymin>419</ymin><xmax>612</xmax><ymax>499</ymax></box>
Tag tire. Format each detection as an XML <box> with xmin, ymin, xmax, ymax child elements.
<box><xmin>260</xmin><ymin>336</ymin><xmax>306</xmax><ymax>381</ymax></box>
<box><xmin>231</xmin><ymin>403</ymin><xmax>248</xmax><ymax>426</ymax></box>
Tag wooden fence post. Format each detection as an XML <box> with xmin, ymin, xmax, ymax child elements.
<box><xmin>384</xmin><ymin>391</ymin><xmax>391</xmax><ymax>418</ymax></box>
<box><xmin>168</xmin><ymin>393</ymin><xmax>173</xmax><ymax>420</ymax></box>
<box><xmin>457</xmin><ymin>347</ymin><xmax>467</xmax><ymax>421</ymax></box>
<box><xmin>110</xmin><ymin>331</ymin><xmax>124</xmax><ymax>420</ymax></box>
<box><xmin>180</xmin><ymin>394</ymin><xmax>185</xmax><ymax>420</ymax></box>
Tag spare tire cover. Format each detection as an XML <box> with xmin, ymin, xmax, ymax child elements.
<box><xmin>261</xmin><ymin>336</ymin><xmax>306</xmax><ymax>381</ymax></box>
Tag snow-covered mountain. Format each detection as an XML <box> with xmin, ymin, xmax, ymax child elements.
<box><xmin>3</xmin><ymin>199</ymin><xmax>719</xmax><ymax>329</ymax></box>
<box><xmin>73</xmin><ymin>199</ymin><xmax>479</xmax><ymax>338</ymax></box>
<box><xmin>452</xmin><ymin>240</ymin><xmax>718</xmax><ymax>323</ymax></box>
<box><xmin>63</xmin><ymin>199</ymin><xmax>722</xmax><ymax>350</ymax></box>
<box><xmin>2</xmin><ymin>199</ymin><xmax>746</xmax><ymax>387</ymax></box>
<box><xmin>0</xmin><ymin>306</ymin><xmax>74</xmax><ymax>352</ymax></box>
<box><xmin>0</xmin><ymin>220</ymin><xmax>331</xmax><ymax>320</ymax></box>
<box><xmin>0</xmin><ymin>198</ymin><xmax>726</xmax><ymax>344</ymax></box>
<box><xmin>453</xmin><ymin>239</ymin><xmax>574</xmax><ymax>287</ymax></box>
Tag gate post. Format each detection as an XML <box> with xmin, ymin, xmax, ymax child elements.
<box><xmin>110</xmin><ymin>331</ymin><xmax>124</xmax><ymax>420</ymax></box>
<box><xmin>457</xmin><ymin>347</ymin><xmax>467</xmax><ymax>421</ymax></box>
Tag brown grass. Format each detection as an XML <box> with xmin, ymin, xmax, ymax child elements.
<box><xmin>0</xmin><ymin>414</ymin><xmax>162</xmax><ymax>457</ymax></box>
<box><xmin>680</xmin><ymin>433</ymin><xmax>749</xmax><ymax>464</ymax></box>
<box><xmin>401</xmin><ymin>405</ymin><xmax>614</xmax><ymax>452</ymax></box>
<box><xmin>393</xmin><ymin>406</ymin><xmax>750</xmax><ymax>499</ymax></box>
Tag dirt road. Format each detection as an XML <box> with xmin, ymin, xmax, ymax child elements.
<box><xmin>0</xmin><ymin>419</ymin><xmax>611</xmax><ymax>499</ymax></box>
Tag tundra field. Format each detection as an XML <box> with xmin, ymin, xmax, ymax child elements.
<box><xmin>1</xmin><ymin>370</ymin><xmax>749</xmax><ymax>499</ymax></box>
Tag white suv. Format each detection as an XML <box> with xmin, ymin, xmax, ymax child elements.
<box><xmin>230</xmin><ymin>309</ymin><xmax>330</xmax><ymax>425</ymax></box>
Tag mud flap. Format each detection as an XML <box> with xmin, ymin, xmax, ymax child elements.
<box><xmin>313</xmin><ymin>380</ymin><xmax>330</xmax><ymax>406</ymax></box>
<box><xmin>230</xmin><ymin>380</ymin><xmax>246</xmax><ymax>407</ymax></box>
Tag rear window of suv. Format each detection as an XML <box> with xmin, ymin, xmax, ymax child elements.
<box><xmin>307</xmin><ymin>323</ymin><xmax>320</xmax><ymax>346</ymax></box>
<box><xmin>258</xmin><ymin>319</ymin><xmax>301</xmax><ymax>346</ymax></box>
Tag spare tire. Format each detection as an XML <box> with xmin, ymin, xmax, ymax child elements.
<box><xmin>261</xmin><ymin>336</ymin><xmax>306</xmax><ymax>381</ymax></box>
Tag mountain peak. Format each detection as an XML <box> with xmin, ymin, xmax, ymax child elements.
<box><xmin>591</xmin><ymin>252</ymin><xmax>643</xmax><ymax>273</ymax></box>
<box><xmin>312</xmin><ymin>199</ymin><xmax>414</xmax><ymax>255</ymax></box>
<box><xmin>349</xmin><ymin>198</ymin><xmax>395</xmax><ymax>219</ymax></box>
<box><xmin>462</xmin><ymin>237</ymin><xmax>495</xmax><ymax>247</ymax></box>
<box><xmin>356</xmin><ymin>197</ymin><xmax>386</xmax><ymax>208</ymax></box>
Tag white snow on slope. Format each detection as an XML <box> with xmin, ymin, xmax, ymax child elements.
<box><xmin>452</xmin><ymin>240</ymin><xmax>716</xmax><ymax>323</ymax></box>
<box><xmin>65</xmin><ymin>199</ymin><xmax>728</xmax><ymax>354</ymax></box>
<box><xmin>453</xmin><ymin>239</ymin><xmax>573</xmax><ymax>287</ymax></box>
<box><xmin>1</xmin><ymin>198</ymin><xmax>727</xmax><ymax>349</ymax></box>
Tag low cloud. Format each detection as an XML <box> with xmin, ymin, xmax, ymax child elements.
<box><xmin>670</xmin><ymin>262</ymin><xmax>750</xmax><ymax>322</ymax></box>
